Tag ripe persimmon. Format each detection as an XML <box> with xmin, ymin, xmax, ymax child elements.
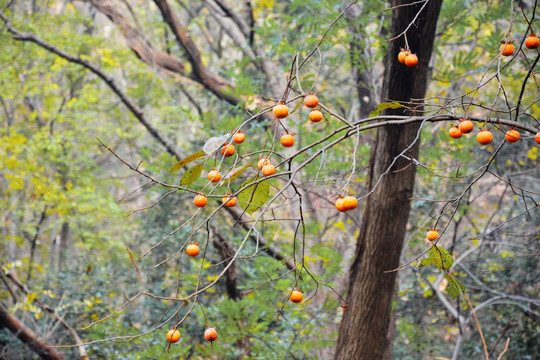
<box><xmin>262</xmin><ymin>164</ymin><xmax>276</xmax><ymax>177</ymax></box>
<box><xmin>304</xmin><ymin>94</ymin><xmax>319</xmax><ymax>108</ymax></box>
<box><xmin>290</xmin><ymin>289</ymin><xmax>303</xmax><ymax>303</ymax></box>
<box><xmin>536</xmin><ymin>131</ymin><xmax>540</xmax><ymax>144</ymax></box>
<box><xmin>459</xmin><ymin>119</ymin><xmax>474</xmax><ymax>134</ymax></box>
<box><xmin>258</xmin><ymin>157</ymin><xmax>271</xmax><ymax>170</ymax></box>
<box><xmin>398</xmin><ymin>49</ymin><xmax>410</xmax><ymax>64</ymax></box>
<box><xmin>233</xmin><ymin>131</ymin><xmax>245</xmax><ymax>144</ymax></box>
<box><xmin>525</xmin><ymin>34</ymin><xmax>539</xmax><ymax>49</ymax></box>
<box><xmin>500</xmin><ymin>42</ymin><xmax>515</xmax><ymax>56</ymax></box>
<box><xmin>335</xmin><ymin>197</ymin><xmax>346</xmax><ymax>212</ymax></box>
<box><xmin>273</xmin><ymin>103</ymin><xmax>289</xmax><ymax>119</ymax></box>
<box><xmin>281</xmin><ymin>133</ymin><xmax>295</xmax><ymax>147</ymax></box>
<box><xmin>505</xmin><ymin>129</ymin><xmax>520</xmax><ymax>143</ymax></box>
<box><xmin>477</xmin><ymin>129</ymin><xmax>493</xmax><ymax>145</ymax></box>
<box><xmin>449</xmin><ymin>126</ymin><xmax>462</xmax><ymax>139</ymax></box>
<box><xmin>222</xmin><ymin>195</ymin><xmax>237</xmax><ymax>207</ymax></box>
<box><xmin>208</xmin><ymin>170</ymin><xmax>221</xmax><ymax>182</ymax></box>
<box><xmin>186</xmin><ymin>243</ymin><xmax>200</xmax><ymax>257</ymax></box>
<box><xmin>194</xmin><ymin>194</ymin><xmax>208</xmax><ymax>208</ymax></box>
<box><xmin>309</xmin><ymin>110</ymin><xmax>323</xmax><ymax>123</ymax></box>
<box><xmin>204</xmin><ymin>328</ymin><xmax>218</xmax><ymax>342</ymax></box>
<box><xmin>167</xmin><ymin>329</ymin><xmax>181</xmax><ymax>343</ymax></box>
<box><xmin>404</xmin><ymin>53</ymin><xmax>418</xmax><ymax>67</ymax></box>
<box><xmin>221</xmin><ymin>143</ymin><xmax>236</xmax><ymax>157</ymax></box>
<box><xmin>343</xmin><ymin>195</ymin><xmax>358</xmax><ymax>210</ymax></box>
<box><xmin>427</xmin><ymin>229</ymin><xmax>439</xmax><ymax>241</ymax></box>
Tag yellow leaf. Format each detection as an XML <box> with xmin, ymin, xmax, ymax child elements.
<box><xmin>527</xmin><ymin>147</ymin><xmax>538</xmax><ymax>161</ymax></box>
<box><xmin>6</xmin><ymin>174</ymin><xmax>24</xmax><ymax>190</ymax></box>
<box><xmin>67</xmin><ymin>98</ymin><xmax>77</xmax><ymax>108</ymax></box>
<box><xmin>333</xmin><ymin>221</ymin><xmax>346</xmax><ymax>232</ymax></box>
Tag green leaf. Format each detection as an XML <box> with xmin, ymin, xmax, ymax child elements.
<box><xmin>226</xmin><ymin>164</ymin><xmax>252</xmax><ymax>183</ymax></box>
<box><xmin>418</xmin><ymin>245</ymin><xmax>454</xmax><ymax>271</ymax></box>
<box><xmin>169</xmin><ymin>150</ymin><xmax>206</xmax><ymax>173</ymax></box>
<box><xmin>428</xmin><ymin>246</ymin><xmax>454</xmax><ymax>271</ymax></box>
<box><xmin>180</xmin><ymin>163</ymin><xmax>204</xmax><ymax>186</ymax></box>
<box><xmin>369</xmin><ymin>101</ymin><xmax>408</xmax><ymax>117</ymax></box>
<box><xmin>444</xmin><ymin>274</ymin><xmax>465</xmax><ymax>299</ymax></box>
<box><xmin>417</xmin><ymin>257</ymin><xmax>434</xmax><ymax>268</ymax></box>
<box><xmin>237</xmin><ymin>177</ymin><xmax>270</xmax><ymax>214</ymax></box>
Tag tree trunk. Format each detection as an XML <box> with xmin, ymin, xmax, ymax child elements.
<box><xmin>58</xmin><ymin>222</ymin><xmax>70</xmax><ymax>271</ymax></box>
<box><xmin>335</xmin><ymin>1</ymin><xmax>443</xmax><ymax>359</ymax></box>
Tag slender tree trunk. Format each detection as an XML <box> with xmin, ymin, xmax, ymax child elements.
<box><xmin>335</xmin><ymin>1</ymin><xmax>443</xmax><ymax>359</ymax></box>
<box><xmin>58</xmin><ymin>222</ymin><xmax>70</xmax><ymax>271</ymax></box>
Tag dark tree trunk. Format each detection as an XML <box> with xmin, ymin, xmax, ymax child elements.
<box><xmin>335</xmin><ymin>1</ymin><xmax>443</xmax><ymax>359</ymax></box>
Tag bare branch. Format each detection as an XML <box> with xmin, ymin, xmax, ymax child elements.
<box><xmin>0</xmin><ymin>302</ymin><xmax>66</xmax><ymax>360</ymax></box>
<box><xmin>0</xmin><ymin>10</ymin><xmax>182</xmax><ymax>160</ymax></box>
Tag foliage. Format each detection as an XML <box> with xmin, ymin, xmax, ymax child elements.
<box><xmin>0</xmin><ymin>0</ymin><xmax>539</xmax><ymax>359</ymax></box>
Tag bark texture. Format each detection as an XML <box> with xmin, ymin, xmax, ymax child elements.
<box><xmin>335</xmin><ymin>1</ymin><xmax>443</xmax><ymax>359</ymax></box>
<box><xmin>212</xmin><ymin>227</ymin><xmax>242</xmax><ymax>300</ymax></box>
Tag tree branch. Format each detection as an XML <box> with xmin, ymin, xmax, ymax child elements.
<box><xmin>151</xmin><ymin>0</ymin><xmax>239</xmax><ymax>103</ymax></box>
<box><xmin>0</xmin><ymin>10</ymin><xmax>182</xmax><ymax>160</ymax></box>
<box><xmin>5</xmin><ymin>271</ymin><xmax>88</xmax><ymax>360</ymax></box>
<box><xmin>87</xmin><ymin>0</ymin><xmax>187</xmax><ymax>75</ymax></box>
<box><xmin>211</xmin><ymin>226</ymin><xmax>242</xmax><ymax>300</ymax></box>
<box><xmin>0</xmin><ymin>302</ymin><xmax>66</xmax><ymax>360</ymax></box>
<box><xmin>223</xmin><ymin>207</ymin><xmax>295</xmax><ymax>271</ymax></box>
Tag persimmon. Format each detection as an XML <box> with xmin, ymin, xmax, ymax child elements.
<box><xmin>505</xmin><ymin>129</ymin><xmax>520</xmax><ymax>143</ymax></box>
<box><xmin>186</xmin><ymin>243</ymin><xmax>200</xmax><ymax>257</ymax></box>
<box><xmin>221</xmin><ymin>143</ymin><xmax>236</xmax><ymax>157</ymax></box>
<box><xmin>222</xmin><ymin>195</ymin><xmax>238</xmax><ymax>207</ymax></box>
<box><xmin>343</xmin><ymin>195</ymin><xmax>358</xmax><ymax>210</ymax></box>
<box><xmin>477</xmin><ymin>129</ymin><xmax>493</xmax><ymax>145</ymax></box>
<box><xmin>335</xmin><ymin>197</ymin><xmax>346</xmax><ymax>212</ymax></box>
<box><xmin>167</xmin><ymin>329</ymin><xmax>181</xmax><ymax>343</ymax></box>
<box><xmin>500</xmin><ymin>42</ymin><xmax>515</xmax><ymax>56</ymax></box>
<box><xmin>525</xmin><ymin>34</ymin><xmax>539</xmax><ymax>49</ymax></box>
<box><xmin>459</xmin><ymin>119</ymin><xmax>474</xmax><ymax>134</ymax></box>
<box><xmin>304</xmin><ymin>94</ymin><xmax>319</xmax><ymax>108</ymax></box>
<box><xmin>536</xmin><ymin>131</ymin><xmax>540</xmax><ymax>144</ymax></box>
<box><xmin>398</xmin><ymin>49</ymin><xmax>410</xmax><ymax>64</ymax></box>
<box><xmin>204</xmin><ymin>328</ymin><xmax>218</xmax><ymax>342</ymax></box>
<box><xmin>233</xmin><ymin>131</ymin><xmax>245</xmax><ymax>144</ymax></box>
<box><xmin>207</xmin><ymin>170</ymin><xmax>221</xmax><ymax>182</ymax></box>
<box><xmin>281</xmin><ymin>133</ymin><xmax>295</xmax><ymax>147</ymax></box>
<box><xmin>449</xmin><ymin>126</ymin><xmax>462</xmax><ymax>139</ymax></box>
<box><xmin>262</xmin><ymin>164</ymin><xmax>276</xmax><ymax>177</ymax></box>
<box><xmin>273</xmin><ymin>103</ymin><xmax>289</xmax><ymax>119</ymax></box>
<box><xmin>309</xmin><ymin>110</ymin><xmax>323</xmax><ymax>122</ymax></box>
<box><xmin>290</xmin><ymin>289</ymin><xmax>303</xmax><ymax>303</ymax></box>
<box><xmin>427</xmin><ymin>229</ymin><xmax>439</xmax><ymax>241</ymax></box>
<box><xmin>404</xmin><ymin>53</ymin><xmax>418</xmax><ymax>67</ymax></box>
<box><xmin>194</xmin><ymin>194</ymin><xmax>208</xmax><ymax>208</ymax></box>
<box><xmin>258</xmin><ymin>157</ymin><xmax>271</xmax><ymax>170</ymax></box>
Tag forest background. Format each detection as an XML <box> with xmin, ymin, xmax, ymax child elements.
<box><xmin>0</xmin><ymin>0</ymin><xmax>539</xmax><ymax>359</ymax></box>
